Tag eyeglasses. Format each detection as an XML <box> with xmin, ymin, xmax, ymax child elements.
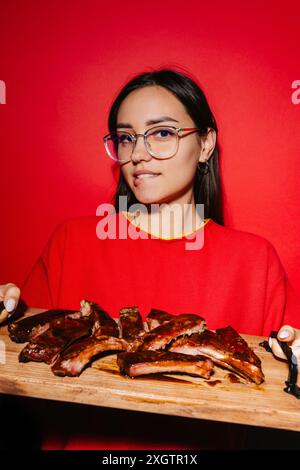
<box><xmin>103</xmin><ymin>125</ymin><xmax>204</xmax><ymax>163</ymax></box>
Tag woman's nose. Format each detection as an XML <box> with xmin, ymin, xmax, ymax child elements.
<box><xmin>131</xmin><ymin>135</ymin><xmax>152</xmax><ymax>163</ymax></box>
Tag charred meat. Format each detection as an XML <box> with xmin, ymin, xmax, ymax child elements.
<box><xmin>119</xmin><ymin>306</ymin><xmax>145</xmax><ymax>339</ymax></box>
<box><xmin>119</xmin><ymin>306</ymin><xmax>146</xmax><ymax>351</ymax></box>
<box><xmin>52</xmin><ymin>335</ymin><xmax>127</xmax><ymax>377</ymax></box>
<box><xmin>8</xmin><ymin>309</ymin><xmax>77</xmax><ymax>343</ymax></box>
<box><xmin>80</xmin><ymin>300</ymin><xmax>120</xmax><ymax>337</ymax></box>
<box><xmin>140</xmin><ymin>314</ymin><xmax>206</xmax><ymax>351</ymax></box>
<box><xmin>169</xmin><ymin>326</ymin><xmax>264</xmax><ymax>384</ymax></box>
<box><xmin>146</xmin><ymin>309</ymin><xmax>174</xmax><ymax>330</ymax></box>
<box><xmin>19</xmin><ymin>317</ymin><xmax>92</xmax><ymax>364</ymax></box>
<box><xmin>18</xmin><ymin>300</ymin><xmax>119</xmax><ymax>365</ymax></box>
<box><xmin>117</xmin><ymin>350</ymin><xmax>213</xmax><ymax>379</ymax></box>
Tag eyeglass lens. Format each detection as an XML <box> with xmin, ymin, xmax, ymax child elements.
<box><xmin>105</xmin><ymin>127</ymin><xmax>178</xmax><ymax>162</ymax></box>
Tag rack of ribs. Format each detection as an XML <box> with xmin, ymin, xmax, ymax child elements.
<box><xmin>18</xmin><ymin>300</ymin><xmax>119</xmax><ymax>365</ymax></box>
<box><xmin>117</xmin><ymin>350</ymin><xmax>213</xmax><ymax>379</ymax></box>
<box><xmin>8</xmin><ymin>308</ymin><xmax>77</xmax><ymax>343</ymax></box>
<box><xmin>8</xmin><ymin>299</ymin><xmax>100</xmax><ymax>344</ymax></box>
<box><xmin>52</xmin><ymin>335</ymin><xmax>128</xmax><ymax>376</ymax></box>
<box><xmin>140</xmin><ymin>314</ymin><xmax>206</xmax><ymax>351</ymax></box>
<box><xmin>18</xmin><ymin>316</ymin><xmax>92</xmax><ymax>364</ymax></box>
<box><xmin>10</xmin><ymin>301</ymin><xmax>264</xmax><ymax>384</ymax></box>
<box><xmin>119</xmin><ymin>306</ymin><xmax>146</xmax><ymax>351</ymax></box>
<box><xmin>51</xmin><ymin>302</ymin><xmax>126</xmax><ymax>376</ymax></box>
<box><xmin>83</xmin><ymin>300</ymin><xmax>120</xmax><ymax>337</ymax></box>
<box><xmin>169</xmin><ymin>326</ymin><xmax>264</xmax><ymax>384</ymax></box>
<box><xmin>146</xmin><ymin>309</ymin><xmax>174</xmax><ymax>330</ymax></box>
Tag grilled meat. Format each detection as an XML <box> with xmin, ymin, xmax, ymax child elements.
<box><xmin>119</xmin><ymin>306</ymin><xmax>146</xmax><ymax>351</ymax></box>
<box><xmin>146</xmin><ymin>308</ymin><xmax>174</xmax><ymax>330</ymax></box>
<box><xmin>169</xmin><ymin>326</ymin><xmax>264</xmax><ymax>384</ymax></box>
<box><xmin>49</xmin><ymin>301</ymin><xmax>124</xmax><ymax>376</ymax></box>
<box><xmin>140</xmin><ymin>314</ymin><xmax>206</xmax><ymax>351</ymax></box>
<box><xmin>19</xmin><ymin>317</ymin><xmax>92</xmax><ymax>364</ymax></box>
<box><xmin>8</xmin><ymin>309</ymin><xmax>77</xmax><ymax>343</ymax></box>
<box><xmin>13</xmin><ymin>300</ymin><xmax>263</xmax><ymax>386</ymax></box>
<box><xmin>119</xmin><ymin>306</ymin><xmax>145</xmax><ymax>339</ymax></box>
<box><xmin>18</xmin><ymin>300</ymin><xmax>119</xmax><ymax>364</ymax></box>
<box><xmin>81</xmin><ymin>300</ymin><xmax>120</xmax><ymax>337</ymax></box>
<box><xmin>52</xmin><ymin>335</ymin><xmax>127</xmax><ymax>377</ymax></box>
<box><xmin>117</xmin><ymin>350</ymin><xmax>213</xmax><ymax>379</ymax></box>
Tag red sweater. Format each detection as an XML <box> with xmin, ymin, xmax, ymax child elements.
<box><xmin>22</xmin><ymin>211</ymin><xmax>300</xmax><ymax>336</ymax></box>
<box><xmin>20</xmin><ymin>211</ymin><xmax>300</xmax><ymax>450</ymax></box>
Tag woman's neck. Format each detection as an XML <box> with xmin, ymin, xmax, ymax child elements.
<box><xmin>128</xmin><ymin>194</ymin><xmax>204</xmax><ymax>238</ymax></box>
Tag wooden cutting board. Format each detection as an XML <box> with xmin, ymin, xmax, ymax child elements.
<box><xmin>0</xmin><ymin>308</ymin><xmax>300</xmax><ymax>432</ymax></box>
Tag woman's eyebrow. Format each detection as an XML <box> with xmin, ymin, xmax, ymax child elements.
<box><xmin>116</xmin><ymin>116</ymin><xmax>179</xmax><ymax>129</ymax></box>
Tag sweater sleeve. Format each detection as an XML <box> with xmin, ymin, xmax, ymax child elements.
<box><xmin>263</xmin><ymin>242</ymin><xmax>300</xmax><ymax>335</ymax></box>
<box><xmin>21</xmin><ymin>222</ymin><xmax>68</xmax><ymax>310</ymax></box>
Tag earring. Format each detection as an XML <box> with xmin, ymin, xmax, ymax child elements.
<box><xmin>197</xmin><ymin>161</ymin><xmax>209</xmax><ymax>175</ymax></box>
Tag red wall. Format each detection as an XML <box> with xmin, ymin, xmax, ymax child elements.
<box><xmin>1</xmin><ymin>0</ymin><xmax>300</xmax><ymax>297</ymax></box>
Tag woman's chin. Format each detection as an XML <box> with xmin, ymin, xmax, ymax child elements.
<box><xmin>132</xmin><ymin>192</ymin><xmax>165</xmax><ymax>205</ymax></box>
<box><xmin>134</xmin><ymin>197</ymin><xmax>160</xmax><ymax>205</ymax></box>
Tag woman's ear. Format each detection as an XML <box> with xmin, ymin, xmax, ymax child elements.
<box><xmin>198</xmin><ymin>128</ymin><xmax>216</xmax><ymax>163</ymax></box>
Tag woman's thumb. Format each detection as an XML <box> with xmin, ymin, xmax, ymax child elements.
<box><xmin>277</xmin><ymin>325</ymin><xmax>295</xmax><ymax>342</ymax></box>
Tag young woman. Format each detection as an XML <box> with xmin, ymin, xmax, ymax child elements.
<box><xmin>1</xmin><ymin>69</ymin><xmax>299</xmax><ymax>449</ymax></box>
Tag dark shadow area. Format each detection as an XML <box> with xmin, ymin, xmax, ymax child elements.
<box><xmin>0</xmin><ymin>394</ymin><xmax>244</xmax><ymax>450</ymax></box>
<box><xmin>0</xmin><ymin>394</ymin><xmax>42</xmax><ymax>450</ymax></box>
<box><xmin>245</xmin><ymin>425</ymin><xmax>300</xmax><ymax>450</ymax></box>
<box><xmin>1</xmin><ymin>394</ymin><xmax>299</xmax><ymax>450</ymax></box>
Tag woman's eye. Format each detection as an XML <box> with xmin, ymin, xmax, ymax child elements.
<box><xmin>155</xmin><ymin>129</ymin><xmax>172</xmax><ymax>138</ymax></box>
<box><xmin>119</xmin><ymin>134</ymin><xmax>132</xmax><ymax>144</ymax></box>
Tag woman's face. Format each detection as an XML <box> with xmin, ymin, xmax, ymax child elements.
<box><xmin>117</xmin><ymin>85</ymin><xmax>208</xmax><ymax>206</ymax></box>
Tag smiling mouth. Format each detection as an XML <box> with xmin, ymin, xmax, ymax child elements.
<box><xmin>133</xmin><ymin>173</ymin><xmax>161</xmax><ymax>185</ymax></box>
<box><xmin>134</xmin><ymin>173</ymin><xmax>160</xmax><ymax>179</ymax></box>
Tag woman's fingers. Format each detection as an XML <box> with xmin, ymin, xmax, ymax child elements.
<box><xmin>0</xmin><ymin>283</ymin><xmax>21</xmax><ymax>323</ymax></box>
<box><xmin>269</xmin><ymin>337</ymin><xmax>287</xmax><ymax>360</ymax></box>
<box><xmin>269</xmin><ymin>325</ymin><xmax>295</xmax><ymax>360</ymax></box>
<box><xmin>291</xmin><ymin>338</ymin><xmax>300</xmax><ymax>362</ymax></box>
<box><xmin>269</xmin><ymin>325</ymin><xmax>300</xmax><ymax>362</ymax></box>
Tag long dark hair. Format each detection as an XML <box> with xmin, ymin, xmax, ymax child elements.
<box><xmin>107</xmin><ymin>68</ymin><xmax>223</xmax><ymax>225</ymax></box>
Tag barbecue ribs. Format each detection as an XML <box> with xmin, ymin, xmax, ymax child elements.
<box><xmin>117</xmin><ymin>350</ymin><xmax>213</xmax><ymax>379</ymax></box>
<box><xmin>169</xmin><ymin>326</ymin><xmax>264</xmax><ymax>384</ymax></box>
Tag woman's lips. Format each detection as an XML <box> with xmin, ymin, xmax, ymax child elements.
<box><xmin>133</xmin><ymin>173</ymin><xmax>161</xmax><ymax>186</ymax></box>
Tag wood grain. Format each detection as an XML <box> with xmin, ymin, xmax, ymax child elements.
<box><xmin>0</xmin><ymin>308</ymin><xmax>300</xmax><ymax>432</ymax></box>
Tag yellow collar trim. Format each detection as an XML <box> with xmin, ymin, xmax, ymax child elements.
<box><xmin>121</xmin><ymin>211</ymin><xmax>211</xmax><ymax>240</ymax></box>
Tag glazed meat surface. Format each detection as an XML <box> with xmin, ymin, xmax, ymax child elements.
<box><xmin>146</xmin><ymin>309</ymin><xmax>174</xmax><ymax>330</ymax></box>
<box><xmin>12</xmin><ymin>300</ymin><xmax>263</xmax><ymax>385</ymax></box>
<box><xmin>119</xmin><ymin>306</ymin><xmax>145</xmax><ymax>339</ymax></box>
<box><xmin>82</xmin><ymin>300</ymin><xmax>120</xmax><ymax>337</ymax></box>
<box><xmin>19</xmin><ymin>317</ymin><xmax>92</xmax><ymax>364</ymax></box>
<box><xmin>8</xmin><ymin>309</ymin><xmax>77</xmax><ymax>343</ymax></box>
<box><xmin>140</xmin><ymin>314</ymin><xmax>206</xmax><ymax>351</ymax></box>
<box><xmin>17</xmin><ymin>300</ymin><xmax>119</xmax><ymax>365</ymax></box>
<box><xmin>117</xmin><ymin>350</ymin><xmax>213</xmax><ymax>379</ymax></box>
<box><xmin>52</xmin><ymin>335</ymin><xmax>127</xmax><ymax>376</ymax></box>
<box><xmin>169</xmin><ymin>326</ymin><xmax>264</xmax><ymax>384</ymax></box>
<box><xmin>119</xmin><ymin>306</ymin><xmax>146</xmax><ymax>352</ymax></box>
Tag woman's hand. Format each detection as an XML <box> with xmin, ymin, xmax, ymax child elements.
<box><xmin>0</xmin><ymin>283</ymin><xmax>21</xmax><ymax>324</ymax></box>
<box><xmin>269</xmin><ymin>325</ymin><xmax>300</xmax><ymax>364</ymax></box>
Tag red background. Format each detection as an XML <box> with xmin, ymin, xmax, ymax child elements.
<box><xmin>1</xmin><ymin>0</ymin><xmax>300</xmax><ymax>296</ymax></box>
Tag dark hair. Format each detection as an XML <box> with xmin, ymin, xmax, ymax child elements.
<box><xmin>107</xmin><ymin>67</ymin><xmax>223</xmax><ymax>225</ymax></box>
